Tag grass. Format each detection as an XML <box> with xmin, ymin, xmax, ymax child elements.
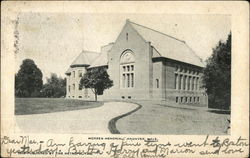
<box><xmin>15</xmin><ymin>98</ymin><xmax>104</xmax><ymax>115</ymax></box>
<box><xmin>116</xmin><ymin>100</ymin><xmax>230</xmax><ymax>135</ymax></box>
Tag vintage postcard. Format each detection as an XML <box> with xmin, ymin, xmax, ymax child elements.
<box><xmin>1</xmin><ymin>1</ymin><xmax>249</xmax><ymax>157</ymax></box>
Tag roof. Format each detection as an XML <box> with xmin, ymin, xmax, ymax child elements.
<box><xmin>129</xmin><ymin>20</ymin><xmax>205</xmax><ymax>67</ymax></box>
<box><xmin>65</xmin><ymin>67</ymin><xmax>72</xmax><ymax>75</ymax></box>
<box><xmin>88</xmin><ymin>43</ymin><xmax>113</xmax><ymax>68</ymax></box>
<box><xmin>70</xmin><ymin>50</ymin><xmax>100</xmax><ymax>67</ymax></box>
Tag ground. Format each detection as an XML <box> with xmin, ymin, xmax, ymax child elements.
<box><xmin>15</xmin><ymin>98</ymin><xmax>230</xmax><ymax>134</ymax></box>
<box><xmin>15</xmin><ymin>98</ymin><xmax>137</xmax><ymax>134</ymax></box>
<box><xmin>116</xmin><ymin>100</ymin><xmax>230</xmax><ymax>135</ymax></box>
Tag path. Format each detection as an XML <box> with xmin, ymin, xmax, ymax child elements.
<box><xmin>15</xmin><ymin>102</ymin><xmax>137</xmax><ymax>134</ymax></box>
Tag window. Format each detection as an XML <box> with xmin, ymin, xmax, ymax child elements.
<box><xmin>192</xmin><ymin>77</ymin><xmax>195</xmax><ymax>91</ymax></box>
<box><xmin>185</xmin><ymin>97</ymin><xmax>188</xmax><ymax>103</ymax></box>
<box><xmin>73</xmin><ymin>71</ymin><xmax>75</xmax><ymax>78</ymax></box>
<box><xmin>179</xmin><ymin>75</ymin><xmax>182</xmax><ymax>90</ymax></box>
<box><xmin>128</xmin><ymin>96</ymin><xmax>131</xmax><ymax>99</ymax></box>
<box><xmin>78</xmin><ymin>70</ymin><xmax>83</xmax><ymax>77</ymax></box>
<box><xmin>68</xmin><ymin>85</ymin><xmax>70</xmax><ymax>92</ymax></box>
<box><xmin>189</xmin><ymin>97</ymin><xmax>192</xmax><ymax>103</ymax></box>
<box><xmin>183</xmin><ymin>76</ymin><xmax>186</xmax><ymax>90</ymax></box>
<box><xmin>120</xmin><ymin>50</ymin><xmax>135</xmax><ymax>89</ymax></box>
<box><xmin>194</xmin><ymin>97</ymin><xmax>196</xmax><ymax>102</ymax></box>
<box><xmin>79</xmin><ymin>84</ymin><xmax>82</xmax><ymax>90</ymax></box>
<box><xmin>176</xmin><ymin>97</ymin><xmax>178</xmax><ymax>103</ymax></box>
<box><xmin>123</xmin><ymin>74</ymin><xmax>126</xmax><ymax>88</ymax></box>
<box><xmin>156</xmin><ymin>79</ymin><xmax>159</xmax><ymax>88</ymax></box>
<box><xmin>127</xmin><ymin>74</ymin><xmax>130</xmax><ymax>88</ymax></box>
<box><xmin>122</xmin><ymin>96</ymin><xmax>125</xmax><ymax>99</ymax></box>
<box><xmin>131</xmin><ymin>73</ymin><xmax>134</xmax><ymax>87</ymax></box>
<box><xmin>181</xmin><ymin>97</ymin><xmax>183</xmax><ymax>103</ymax></box>
<box><xmin>126</xmin><ymin>33</ymin><xmax>128</xmax><ymax>41</ymax></box>
<box><xmin>175</xmin><ymin>74</ymin><xmax>178</xmax><ymax>89</ymax></box>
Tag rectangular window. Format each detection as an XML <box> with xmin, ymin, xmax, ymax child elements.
<box><xmin>131</xmin><ymin>73</ymin><xmax>134</xmax><ymax>87</ymax></box>
<box><xmin>123</xmin><ymin>66</ymin><xmax>126</xmax><ymax>72</ymax></box>
<box><xmin>175</xmin><ymin>74</ymin><xmax>178</xmax><ymax>89</ymax></box>
<box><xmin>127</xmin><ymin>66</ymin><xmax>130</xmax><ymax>72</ymax></box>
<box><xmin>123</xmin><ymin>74</ymin><xmax>125</xmax><ymax>88</ymax></box>
<box><xmin>176</xmin><ymin>97</ymin><xmax>178</xmax><ymax>103</ymax></box>
<box><xmin>156</xmin><ymin>79</ymin><xmax>159</xmax><ymax>88</ymax></box>
<box><xmin>79</xmin><ymin>84</ymin><xmax>82</xmax><ymax>90</ymax></box>
<box><xmin>189</xmin><ymin>97</ymin><xmax>192</xmax><ymax>103</ymax></box>
<box><xmin>192</xmin><ymin>77</ymin><xmax>195</xmax><ymax>91</ymax></box>
<box><xmin>78</xmin><ymin>70</ymin><xmax>82</xmax><ymax>77</ymax></box>
<box><xmin>68</xmin><ymin>86</ymin><xmax>70</xmax><ymax>92</ymax></box>
<box><xmin>127</xmin><ymin>74</ymin><xmax>130</xmax><ymax>88</ymax></box>
<box><xmin>179</xmin><ymin>75</ymin><xmax>182</xmax><ymax>90</ymax></box>
<box><xmin>189</xmin><ymin>76</ymin><xmax>192</xmax><ymax>90</ymax></box>
<box><xmin>183</xmin><ymin>76</ymin><xmax>186</xmax><ymax>90</ymax></box>
<box><xmin>73</xmin><ymin>71</ymin><xmax>75</xmax><ymax>78</ymax></box>
<box><xmin>185</xmin><ymin>97</ymin><xmax>188</xmax><ymax>103</ymax></box>
<box><xmin>197</xmin><ymin>97</ymin><xmax>200</xmax><ymax>102</ymax></box>
<box><xmin>131</xmin><ymin>65</ymin><xmax>134</xmax><ymax>71</ymax></box>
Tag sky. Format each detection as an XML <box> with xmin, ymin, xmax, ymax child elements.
<box><xmin>15</xmin><ymin>13</ymin><xmax>231</xmax><ymax>82</ymax></box>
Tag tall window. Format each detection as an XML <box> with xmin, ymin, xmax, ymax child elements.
<box><xmin>126</xmin><ymin>33</ymin><xmax>128</xmax><ymax>41</ymax></box>
<box><xmin>175</xmin><ymin>74</ymin><xmax>178</xmax><ymax>89</ymax></box>
<box><xmin>79</xmin><ymin>84</ymin><xmax>82</xmax><ymax>90</ymax></box>
<box><xmin>68</xmin><ymin>85</ymin><xmax>70</xmax><ymax>92</ymax></box>
<box><xmin>73</xmin><ymin>71</ymin><xmax>75</xmax><ymax>78</ymax></box>
<box><xmin>178</xmin><ymin>75</ymin><xmax>182</xmax><ymax>90</ymax></box>
<box><xmin>78</xmin><ymin>70</ymin><xmax>83</xmax><ymax>77</ymax></box>
<box><xmin>120</xmin><ymin>50</ymin><xmax>135</xmax><ymax>88</ymax></box>
<box><xmin>156</xmin><ymin>79</ymin><xmax>159</xmax><ymax>88</ymax></box>
<box><xmin>183</xmin><ymin>75</ymin><xmax>186</xmax><ymax>90</ymax></box>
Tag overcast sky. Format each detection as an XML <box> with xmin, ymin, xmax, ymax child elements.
<box><xmin>15</xmin><ymin>13</ymin><xmax>231</xmax><ymax>81</ymax></box>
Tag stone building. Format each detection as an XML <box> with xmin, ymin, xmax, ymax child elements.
<box><xmin>65</xmin><ymin>20</ymin><xmax>208</xmax><ymax>106</ymax></box>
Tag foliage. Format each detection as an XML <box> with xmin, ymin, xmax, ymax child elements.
<box><xmin>41</xmin><ymin>73</ymin><xmax>66</xmax><ymax>98</ymax></box>
<box><xmin>80</xmin><ymin>67</ymin><xmax>113</xmax><ymax>101</ymax></box>
<box><xmin>203</xmin><ymin>32</ymin><xmax>231</xmax><ymax>110</ymax></box>
<box><xmin>15</xmin><ymin>59</ymin><xmax>43</xmax><ymax>97</ymax></box>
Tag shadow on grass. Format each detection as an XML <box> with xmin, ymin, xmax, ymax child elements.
<box><xmin>208</xmin><ymin>109</ymin><xmax>231</xmax><ymax>115</ymax></box>
<box><xmin>157</xmin><ymin>104</ymin><xmax>196</xmax><ymax>111</ymax></box>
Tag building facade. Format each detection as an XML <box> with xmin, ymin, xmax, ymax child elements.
<box><xmin>65</xmin><ymin>20</ymin><xmax>208</xmax><ymax>106</ymax></box>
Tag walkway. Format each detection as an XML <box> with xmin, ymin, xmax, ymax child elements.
<box><xmin>15</xmin><ymin>102</ymin><xmax>138</xmax><ymax>134</ymax></box>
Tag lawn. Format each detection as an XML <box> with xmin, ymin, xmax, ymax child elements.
<box><xmin>116</xmin><ymin>100</ymin><xmax>230</xmax><ymax>135</ymax></box>
<box><xmin>15</xmin><ymin>98</ymin><xmax>104</xmax><ymax>115</ymax></box>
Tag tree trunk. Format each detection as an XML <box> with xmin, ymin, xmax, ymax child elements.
<box><xmin>95</xmin><ymin>93</ymin><xmax>97</xmax><ymax>101</ymax></box>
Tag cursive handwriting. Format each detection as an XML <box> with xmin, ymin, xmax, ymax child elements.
<box><xmin>1</xmin><ymin>135</ymin><xmax>249</xmax><ymax>157</ymax></box>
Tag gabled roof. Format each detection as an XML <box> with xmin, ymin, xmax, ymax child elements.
<box><xmin>70</xmin><ymin>50</ymin><xmax>100</xmax><ymax>67</ymax></box>
<box><xmin>129</xmin><ymin>20</ymin><xmax>204</xmax><ymax>67</ymax></box>
<box><xmin>88</xmin><ymin>43</ymin><xmax>113</xmax><ymax>68</ymax></box>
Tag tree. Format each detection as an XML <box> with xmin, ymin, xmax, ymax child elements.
<box><xmin>80</xmin><ymin>67</ymin><xmax>113</xmax><ymax>101</ymax></box>
<box><xmin>15</xmin><ymin>59</ymin><xmax>43</xmax><ymax>97</ymax></box>
<box><xmin>41</xmin><ymin>73</ymin><xmax>66</xmax><ymax>98</ymax></box>
<box><xmin>203</xmin><ymin>32</ymin><xmax>231</xmax><ymax>110</ymax></box>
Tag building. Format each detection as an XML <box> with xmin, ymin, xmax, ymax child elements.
<box><xmin>65</xmin><ymin>20</ymin><xmax>208</xmax><ymax>106</ymax></box>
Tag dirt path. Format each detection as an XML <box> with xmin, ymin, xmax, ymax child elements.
<box><xmin>15</xmin><ymin>102</ymin><xmax>138</xmax><ymax>134</ymax></box>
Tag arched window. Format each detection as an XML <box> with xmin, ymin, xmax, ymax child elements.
<box><xmin>120</xmin><ymin>50</ymin><xmax>135</xmax><ymax>88</ymax></box>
